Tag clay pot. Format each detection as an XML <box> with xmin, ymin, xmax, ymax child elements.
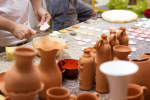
<box><xmin>130</xmin><ymin>58</ymin><xmax>150</xmax><ymax>100</ymax></box>
<box><xmin>2</xmin><ymin>47</ymin><xmax>42</xmax><ymax>100</ymax></box>
<box><xmin>76</xmin><ymin>92</ymin><xmax>99</xmax><ymax>100</ymax></box>
<box><xmin>78</xmin><ymin>48</ymin><xmax>95</xmax><ymax>91</ymax></box>
<box><xmin>46</xmin><ymin>87</ymin><xmax>76</xmax><ymax>100</ymax></box>
<box><xmin>127</xmin><ymin>84</ymin><xmax>147</xmax><ymax>100</ymax></box>
<box><xmin>141</xmin><ymin>53</ymin><xmax>150</xmax><ymax>59</ymax></box>
<box><xmin>35</xmin><ymin>41</ymin><xmax>62</xmax><ymax>100</ymax></box>
<box><xmin>117</xmin><ymin>27</ymin><xmax>129</xmax><ymax>46</ymax></box>
<box><xmin>95</xmin><ymin>34</ymin><xmax>111</xmax><ymax>93</ymax></box>
<box><xmin>113</xmin><ymin>45</ymin><xmax>131</xmax><ymax>61</ymax></box>
<box><xmin>108</xmin><ymin>32</ymin><xmax>120</xmax><ymax>60</ymax></box>
<box><xmin>100</xmin><ymin>61</ymin><xmax>139</xmax><ymax>100</ymax></box>
<box><xmin>0</xmin><ymin>72</ymin><xmax>5</xmax><ymax>92</ymax></box>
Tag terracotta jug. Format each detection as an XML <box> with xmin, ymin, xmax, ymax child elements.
<box><xmin>117</xmin><ymin>27</ymin><xmax>129</xmax><ymax>46</ymax></box>
<box><xmin>130</xmin><ymin>58</ymin><xmax>150</xmax><ymax>100</ymax></box>
<box><xmin>78</xmin><ymin>48</ymin><xmax>95</xmax><ymax>90</ymax></box>
<box><xmin>108</xmin><ymin>32</ymin><xmax>120</xmax><ymax>60</ymax></box>
<box><xmin>35</xmin><ymin>41</ymin><xmax>62</xmax><ymax>100</ymax></box>
<box><xmin>127</xmin><ymin>84</ymin><xmax>147</xmax><ymax>100</ymax></box>
<box><xmin>113</xmin><ymin>45</ymin><xmax>131</xmax><ymax>61</ymax></box>
<box><xmin>95</xmin><ymin>34</ymin><xmax>111</xmax><ymax>93</ymax></box>
<box><xmin>100</xmin><ymin>61</ymin><xmax>139</xmax><ymax>100</ymax></box>
<box><xmin>46</xmin><ymin>87</ymin><xmax>76</xmax><ymax>100</ymax></box>
<box><xmin>2</xmin><ymin>47</ymin><xmax>43</xmax><ymax>100</ymax></box>
<box><xmin>141</xmin><ymin>53</ymin><xmax>150</xmax><ymax>59</ymax></box>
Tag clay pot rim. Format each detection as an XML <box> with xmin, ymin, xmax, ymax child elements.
<box><xmin>14</xmin><ymin>47</ymin><xmax>37</xmax><ymax>57</ymax></box>
<box><xmin>77</xmin><ymin>93</ymin><xmax>98</xmax><ymax>99</ymax></box>
<box><xmin>130</xmin><ymin>58</ymin><xmax>150</xmax><ymax>63</ymax></box>
<box><xmin>1</xmin><ymin>82</ymin><xmax>44</xmax><ymax>96</ymax></box>
<box><xmin>46</xmin><ymin>87</ymin><xmax>70</xmax><ymax>98</ymax></box>
<box><xmin>127</xmin><ymin>84</ymin><xmax>143</xmax><ymax>99</ymax></box>
<box><xmin>143</xmin><ymin>53</ymin><xmax>150</xmax><ymax>55</ymax></box>
<box><xmin>113</xmin><ymin>45</ymin><xmax>131</xmax><ymax>53</ymax></box>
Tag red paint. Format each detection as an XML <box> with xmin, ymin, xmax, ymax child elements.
<box><xmin>64</xmin><ymin>59</ymin><xmax>78</xmax><ymax>69</ymax></box>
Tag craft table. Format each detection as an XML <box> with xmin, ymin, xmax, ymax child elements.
<box><xmin>0</xmin><ymin>18</ymin><xmax>150</xmax><ymax>100</ymax></box>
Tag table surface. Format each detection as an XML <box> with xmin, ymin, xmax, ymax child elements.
<box><xmin>1</xmin><ymin>18</ymin><xmax>150</xmax><ymax>100</ymax></box>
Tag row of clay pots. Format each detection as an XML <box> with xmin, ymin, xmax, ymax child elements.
<box><xmin>78</xmin><ymin>26</ymin><xmax>130</xmax><ymax>92</ymax></box>
<box><xmin>1</xmin><ymin>41</ymin><xmax>63</xmax><ymax>100</ymax></box>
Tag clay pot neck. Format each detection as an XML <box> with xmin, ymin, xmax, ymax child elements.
<box><xmin>101</xmin><ymin>34</ymin><xmax>108</xmax><ymax>44</ymax></box>
<box><xmin>144</xmin><ymin>53</ymin><xmax>150</xmax><ymax>56</ymax></box>
<box><xmin>110</xmin><ymin>30</ymin><xmax>116</xmax><ymax>34</ymax></box>
<box><xmin>119</xmin><ymin>27</ymin><xmax>126</xmax><ymax>31</ymax></box>
<box><xmin>83</xmin><ymin>49</ymin><xmax>91</xmax><ymax>58</ymax></box>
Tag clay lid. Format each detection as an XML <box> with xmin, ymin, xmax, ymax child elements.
<box><xmin>119</xmin><ymin>27</ymin><xmax>126</xmax><ymax>30</ymax></box>
<box><xmin>101</xmin><ymin>34</ymin><xmax>107</xmax><ymax>40</ymax></box>
<box><xmin>110</xmin><ymin>30</ymin><xmax>116</xmax><ymax>34</ymax></box>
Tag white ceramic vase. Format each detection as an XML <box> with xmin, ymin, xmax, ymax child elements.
<box><xmin>100</xmin><ymin>61</ymin><xmax>138</xmax><ymax>100</ymax></box>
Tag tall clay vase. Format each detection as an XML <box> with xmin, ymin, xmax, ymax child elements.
<box><xmin>36</xmin><ymin>42</ymin><xmax>62</xmax><ymax>100</ymax></box>
<box><xmin>78</xmin><ymin>48</ymin><xmax>95</xmax><ymax>90</ymax></box>
<box><xmin>100</xmin><ymin>61</ymin><xmax>139</xmax><ymax>100</ymax></box>
<box><xmin>113</xmin><ymin>45</ymin><xmax>131</xmax><ymax>61</ymax></box>
<box><xmin>108</xmin><ymin>33</ymin><xmax>120</xmax><ymax>60</ymax></box>
<box><xmin>130</xmin><ymin>58</ymin><xmax>150</xmax><ymax>100</ymax></box>
<box><xmin>95</xmin><ymin>34</ymin><xmax>111</xmax><ymax>93</ymax></box>
<box><xmin>1</xmin><ymin>47</ymin><xmax>43</xmax><ymax>100</ymax></box>
<box><xmin>141</xmin><ymin>53</ymin><xmax>150</xmax><ymax>59</ymax></box>
<box><xmin>117</xmin><ymin>27</ymin><xmax>129</xmax><ymax>46</ymax></box>
<box><xmin>127</xmin><ymin>84</ymin><xmax>147</xmax><ymax>100</ymax></box>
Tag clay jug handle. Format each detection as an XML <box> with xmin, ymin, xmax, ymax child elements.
<box><xmin>93</xmin><ymin>92</ymin><xmax>99</xmax><ymax>98</ymax></box>
<box><xmin>57</xmin><ymin>59</ymin><xmax>65</xmax><ymax>72</ymax></box>
<box><xmin>142</xmin><ymin>86</ymin><xmax>148</xmax><ymax>96</ymax></box>
<box><xmin>96</xmin><ymin>39</ymin><xmax>103</xmax><ymax>50</ymax></box>
<box><xmin>69</xmin><ymin>94</ymin><xmax>77</xmax><ymax>100</ymax></box>
<box><xmin>116</xmin><ymin>30</ymin><xmax>123</xmax><ymax>39</ymax></box>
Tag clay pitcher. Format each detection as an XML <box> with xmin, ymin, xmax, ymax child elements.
<box><xmin>127</xmin><ymin>84</ymin><xmax>147</xmax><ymax>100</ymax></box>
<box><xmin>141</xmin><ymin>53</ymin><xmax>150</xmax><ymax>59</ymax></box>
<box><xmin>117</xmin><ymin>27</ymin><xmax>129</xmax><ymax>46</ymax></box>
<box><xmin>36</xmin><ymin>41</ymin><xmax>62</xmax><ymax>100</ymax></box>
<box><xmin>113</xmin><ymin>45</ymin><xmax>131</xmax><ymax>61</ymax></box>
<box><xmin>108</xmin><ymin>33</ymin><xmax>120</xmax><ymax>60</ymax></box>
<box><xmin>130</xmin><ymin>58</ymin><xmax>150</xmax><ymax>100</ymax></box>
<box><xmin>3</xmin><ymin>47</ymin><xmax>41</xmax><ymax>100</ymax></box>
<box><xmin>95</xmin><ymin>34</ymin><xmax>111</xmax><ymax>93</ymax></box>
<box><xmin>78</xmin><ymin>48</ymin><xmax>95</xmax><ymax>91</ymax></box>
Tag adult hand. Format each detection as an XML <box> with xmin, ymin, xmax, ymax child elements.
<box><xmin>12</xmin><ymin>23</ymin><xmax>36</xmax><ymax>40</ymax></box>
<box><xmin>34</xmin><ymin>8</ymin><xmax>51</xmax><ymax>28</ymax></box>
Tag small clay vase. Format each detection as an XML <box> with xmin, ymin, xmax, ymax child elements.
<box><xmin>78</xmin><ymin>48</ymin><xmax>95</xmax><ymax>91</ymax></box>
<box><xmin>127</xmin><ymin>84</ymin><xmax>147</xmax><ymax>100</ymax></box>
<box><xmin>46</xmin><ymin>87</ymin><xmax>76</xmax><ymax>100</ymax></box>
<box><xmin>108</xmin><ymin>32</ymin><xmax>120</xmax><ymax>60</ymax></box>
<box><xmin>36</xmin><ymin>41</ymin><xmax>62</xmax><ymax>100</ymax></box>
<box><xmin>117</xmin><ymin>27</ymin><xmax>129</xmax><ymax>46</ymax></box>
<box><xmin>2</xmin><ymin>47</ymin><xmax>42</xmax><ymax>100</ymax></box>
<box><xmin>76</xmin><ymin>92</ymin><xmax>99</xmax><ymax>100</ymax></box>
<box><xmin>113</xmin><ymin>45</ymin><xmax>131</xmax><ymax>61</ymax></box>
<box><xmin>130</xmin><ymin>58</ymin><xmax>150</xmax><ymax>100</ymax></box>
<box><xmin>141</xmin><ymin>53</ymin><xmax>150</xmax><ymax>59</ymax></box>
<box><xmin>95</xmin><ymin>34</ymin><xmax>111</xmax><ymax>93</ymax></box>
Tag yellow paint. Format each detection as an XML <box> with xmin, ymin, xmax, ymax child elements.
<box><xmin>81</xmin><ymin>32</ymin><xmax>87</xmax><ymax>35</ymax></box>
<box><xmin>6</xmin><ymin>47</ymin><xmax>17</xmax><ymax>61</ymax></box>
<box><xmin>59</xmin><ymin>30</ymin><xmax>66</xmax><ymax>33</ymax></box>
<box><xmin>88</xmin><ymin>33</ymin><xmax>95</xmax><ymax>36</ymax></box>
<box><xmin>0</xmin><ymin>95</ymin><xmax>5</xmax><ymax>100</ymax></box>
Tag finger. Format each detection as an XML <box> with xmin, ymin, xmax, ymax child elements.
<box><xmin>41</xmin><ymin>14</ymin><xmax>46</xmax><ymax>25</ymax></box>
<box><xmin>45</xmin><ymin>13</ymin><xmax>51</xmax><ymax>23</ymax></box>
<box><xmin>30</xmin><ymin>29</ymin><xmax>36</xmax><ymax>35</ymax></box>
<box><xmin>24</xmin><ymin>34</ymin><xmax>28</xmax><ymax>39</ymax></box>
<box><xmin>25</xmin><ymin>31</ymin><xmax>32</xmax><ymax>38</ymax></box>
<box><xmin>37</xmin><ymin>23</ymin><xmax>41</xmax><ymax>28</ymax></box>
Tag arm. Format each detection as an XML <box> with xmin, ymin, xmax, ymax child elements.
<box><xmin>0</xmin><ymin>15</ymin><xmax>36</xmax><ymax>40</ymax></box>
<box><xmin>30</xmin><ymin>0</ymin><xmax>51</xmax><ymax>27</ymax></box>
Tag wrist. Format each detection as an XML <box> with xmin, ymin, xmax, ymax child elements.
<box><xmin>9</xmin><ymin>22</ymin><xmax>17</xmax><ymax>34</ymax></box>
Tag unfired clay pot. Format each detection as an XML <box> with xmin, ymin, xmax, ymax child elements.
<box><xmin>78</xmin><ymin>48</ymin><xmax>95</xmax><ymax>91</ymax></box>
<box><xmin>117</xmin><ymin>27</ymin><xmax>129</xmax><ymax>46</ymax></box>
<box><xmin>127</xmin><ymin>84</ymin><xmax>147</xmax><ymax>100</ymax></box>
<box><xmin>46</xmin><ymin>87</ymin><xmax>76</xmax><ymax>100</ymax></box>
<box><xmin>95</xmin><ymin>34</ymin><xmax>111</xmax><ymax>93</ymax></box>
<box><xmin>75</xmin><ymin>92</ymin><xmax>99</xmax><ymax>100</ymax></box>
<box><xmin>108</xmin><ymin>33</ymin><xmax>120</xmax><ymax>60</ymax></box>
<box><xmin>141</xmin><ymin>53</ymin><xmax>150</xmax><ymax>59</ymax></box>
<box><xmin>2</xmin><ymin>47</ymin><xmax>43</xmax><ymax>100</ymax></box>
<box><xmin>35</xmin><ymin>41</ymin><xmax>62</xmax><ymax>100</ymax></box>
<box><xmin>130</xmin><ymin>58</ymin><xmax>150</xmax><ymax>100</ymax></box>
<box><xmin>113</xmin><ymin>45</ymin><xmax>131</xmax><ymax>61</ymax></box>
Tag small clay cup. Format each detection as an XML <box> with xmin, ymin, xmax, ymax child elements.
<box><xmin>76</xmin><ymin>92</ymin><xmax>99</xmax><ymax>100</ymax></box>
<box><xmin>141</xmin><ymin>53</ymin><xmax>150</xmax><ymax>59</ymax></box>
<box><xmin>46</xmin><ymin>87</ymin><xmax>76</xmax><ymax>100</ymax></box>
<box><xmin>58</xmin><ymin>59</ymin><xmax>78</xmax><ymax>78</ymax></box>
<box><xmin>127</xmin><ymin>84</ymin><xmax>147</xmax><ymax>100</ymax></box>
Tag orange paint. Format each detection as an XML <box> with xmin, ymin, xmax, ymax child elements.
<box><xmin>72</xmin><ymin>26</ymin><xmax>79</xmax><ymax>28</ymax></box>
<box><xmin>64</xmin><ymin>59</ymin><xmax>78</xmax><ymax>69</ymax></box>
<box><xmin>64</xmin><ymin>45</ymin><xmax>69</xmax><ymax>49</ymax></box>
